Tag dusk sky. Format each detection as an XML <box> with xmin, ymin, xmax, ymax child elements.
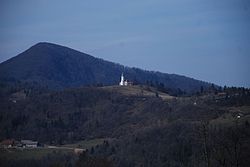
<box><xmin>0</xmin><ymin>0</ymin><xmax>249</xmax><ymax>87</ymax></box>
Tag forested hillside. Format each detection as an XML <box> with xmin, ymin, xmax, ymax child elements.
<box><xmin>0</xmin><ymin>42</ymin><xmax>211</xmax><ymax>93</ymax></box>
<box><xmin>0</xmin><ymin>81</ymin><xmax>250</xmax><ymax>167</ymax></box>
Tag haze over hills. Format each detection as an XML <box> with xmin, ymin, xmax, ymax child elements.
<box><xmin>0</xmin><ymin>0</ymin><xmax>249</xmax><ymax>166</ymax></box>
<box><xmin>0</xmin><ymin>42</ymin><xmax>212</xmax><ymax>93</ymax></box>
<box><xmin>0</xmin><ymin>43</ymin><xmax>250</xmax><ymax>167</ymax></box>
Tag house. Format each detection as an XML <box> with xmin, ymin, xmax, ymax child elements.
<box><xmin>21</xmin><ymin>140</ymin><xmax>38</xmax><ymax>148</ymax></box>
<box><xmin>9</xmin><ymin>90</ymin><xmax>27</xmax><ymax>103</ymax></box>
<box><xmin>0</xmin><ymin>139</ymin><xmax>14</xmax><ymax>148</ymax></box>
<box><xmin>74</xmin><ymin>148</ymin><xmax>86</xmax><ymax>155</ymax></box>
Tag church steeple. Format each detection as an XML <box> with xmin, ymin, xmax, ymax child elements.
<box><xmin>119</xmin><ymin>73</ymin><xmax>125</xmax><ymax>86</ymax></box>
<box><xmin>119</xmin><ymin>73</ymin><xmax>132</xmax><ymax>86</ymax></box>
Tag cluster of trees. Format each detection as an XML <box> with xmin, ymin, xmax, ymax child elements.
<box><xmin>91</xmin><ymin>120</ymin><xmax>250</xmax><ymax>167</ymax></box>
<box><xmin>145</xmin><ymin>80</ymin><xmax>187</xmax><ymax>96</ymax></box>
<box><xmin>0</xmin><ymin>150</ymin><xmax>77</xmax><ymax>167</ymax></box>
<box><xmin>198</xmin><ymin>85</ymin><xmax>250</xmax><ymax>96</ymax></box>
<box><xmin>0</xmin><ymin>149</ymin><xmax>115</xmax><ymax>167</ymax></box>
<box><xmin>195</xmin><ymin>120</ymin><xmax>250</xmax><ymax>167</ymax></box>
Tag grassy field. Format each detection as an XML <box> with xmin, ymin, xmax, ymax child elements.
<box><xmin>0</xmin><ymin>138</ymin><xmax>109</xmax><ymax>160</ymax></box>
<box><xmin>102</xmin><ymin>85</ymin><xmax>173</xmax><ymax>100</ymax></box>
<box><xmin>0</xmin><ymin>147</ymin><xmax>73</xmax><ymax>160</ymax></box>
<box><xmin>210</xmin><ymin>106</ymin><xmax>250</xmax><ymax>126</ymax></box>
<box><xmin>62</xmin><ymin>138</ymin><xmax>110</xmax><ymax>149</ymax></box>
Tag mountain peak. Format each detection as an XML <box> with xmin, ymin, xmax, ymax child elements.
<box><xmin>29</xmin><ymin>42</ymin><xmax>69</xmax><ymax>52</ymax></box>
<box><xmin>33</xmin><ymin>42</ymin><xmax>61</xmax><ymax>47</ymax></box>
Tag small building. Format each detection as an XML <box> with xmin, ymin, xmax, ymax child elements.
<box><xmin>74</xmin><ymin>148</ymin><xmax>86</xmax><ymax>155</ymax></box>
<box><xmin>0</xmin><ymin>139</ymin><xmax>14</xmax><ymax>148</ymax></box>
<box><xmin>21</xmin><ymin>140</ymin><xmax>38</xmax><ymax>148</ymax></box>
<box><xmin>9</xmin><ymin>90</ymin><xmax>27</xmax><ymax>103</ymax></box>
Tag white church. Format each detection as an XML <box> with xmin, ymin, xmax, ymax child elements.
<box><xmin>119</xmin><ymin>73</ymin><xmax>132</xmax><ymax>86</ymax></box>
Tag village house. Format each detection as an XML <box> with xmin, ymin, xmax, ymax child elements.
<box><xmin>0</xmin><ymin>139</ymin><xmax>14</xmax><ymax>148</ymax></box>
<box><xmin>214</xmin><ymin>92</ymin><xmax>227</xmax><ymax>102</ymax></box>
<box><xmin>74</xmin><ymin>148</ymin><xmax>86</xmax><ymax>155</ymax></box>
<box><xmin>21</xmin><ymin>140</ymin><xmax>38</xmax><ymax>148</ymax></box>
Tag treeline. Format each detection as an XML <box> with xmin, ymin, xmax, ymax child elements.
<box><xmin>0</xmin><ymin>150</ymin><xmax>77</xmax><ymax>167</ymax></box>
<box><xmin>92</xmin><ymin>120</ymin><xmax>250</xmax><ymax>167</ymax></box>
<box><xmin>0</xmin><ymin>149</ymin><xmax>113</xmax><ymax>167</ymax></box>
<box><xmin>2</xmin><ymin>119</ymin><xmax>250</xmax><ymax>167</ymax></box>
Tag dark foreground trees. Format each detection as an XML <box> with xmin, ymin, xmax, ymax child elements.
<box><xmin>76</xmin><ymin>152</ymin><xmax>113</xmax><ymax>167</ymax></box>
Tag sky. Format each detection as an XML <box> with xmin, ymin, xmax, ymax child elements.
<box><xmin>0</xmin><ymin>0</ymin><xmax>250</xmax><ymax>87</ymax></box>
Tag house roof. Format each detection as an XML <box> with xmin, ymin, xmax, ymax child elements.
<box><xmin>21</xmin><ymin>140</ymin><xmax>38</xmax><ymax>145</ymax></box>
<box><xmin>1</xmin><ymin>139</ymin><xmax>14</xmax><ymax>145</ymax></box>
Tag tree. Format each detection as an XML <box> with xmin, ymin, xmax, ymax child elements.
<box><xmin>155</xmin><ymin>92</ymin><xmax>159</xmax><ymax>98</ymax></box>
<box><xmin>200</xmin><ymin>86</ymin><xmax>204</xmax><ymax>94</ymax></box>
<box><xmin>76</xmin><ymin>152</ymin><xmax>113</xmax><ymax>167</ymax></box>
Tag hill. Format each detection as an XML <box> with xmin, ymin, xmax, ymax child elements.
<box><xmin>101</xmin><ymin>85</ymin><xmax>173</xmax><ymax>100</ymax></box>
<box><xmin>0</xmin><ymin>42</ymin><xmax>211</xmax><ymax>93</ymax></box>
<box><xmin>0</xmin><ymin>85</ymin><xmax>175</xmax><ymax>142</ymax></box>
<box><xmin>0</xmin><ymin>84</ymin><xmax>250</xmax><ymax>167</ymax></box>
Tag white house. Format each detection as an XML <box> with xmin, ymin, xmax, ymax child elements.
<box><xmin>21</xmin><ymin>140</ymin><xmax>38</xmax><ymax>148</ymax></box>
